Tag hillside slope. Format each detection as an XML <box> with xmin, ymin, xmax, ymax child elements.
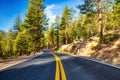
<box><xmin>57</xmin><ymin>30</ymin><xmax>120</xmax><ymax>65</ymax></box>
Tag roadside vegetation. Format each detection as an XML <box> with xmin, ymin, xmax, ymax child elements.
<box><xmin>0</xmin><ymin>0</ymin><xmax>120</xmax><ymax>63</ymax></box>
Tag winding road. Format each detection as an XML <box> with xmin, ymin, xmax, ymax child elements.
<box><xmin>0</xmin><ymin>50</ymin><xmax>120</xmax><ymax>80</ymax></box>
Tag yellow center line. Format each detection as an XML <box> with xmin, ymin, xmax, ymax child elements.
<box><xmin>51</xmin><ymin>53</ymin><xmax>67</xmax><ymax>80</ymax></box>
<box><xmin>55</xmin><ymin>58</ymin><xmax>60</xmax><ymax>80</ymax></box>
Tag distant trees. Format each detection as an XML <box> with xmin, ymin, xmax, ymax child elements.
<box><xmin>44</xmin><ymin>0</ymin><xmax>120</xmax><ymax>49</ymax></box>
<box><xmin>13</xmin><ymin>14</ymin><xmax>21</xmax><ymax>32</ymax></box>
<box><xmin>45</xmin><ymin>16</ymin><xmax>61</xmax><ymax>49</ymax></box>
<box><xmin>111</xmin><ymin>0</ymin><xmax>120</xmax><ymax>29</ymax></box>
<box><xmin>54</xmin><ymin>16</ymin><xmax>60</xmax><ymax>47</ymax></box>
<box><xmin>0</xmin><ymin>31</ymin><xmax>5</xmax><ymax>57</ymax></box>
<box><xmin>76</xmin><ymin>0</ymin><xmax>117</xmax><ymax>44</ymax></box>
<box><xmin>5</xmin><ymin>29</ymin><xmax>13</xmax><ymax>56</ymax></box>
<box><xmin>0</xmin><ymin>29</ymin><xmax>14</xmax><ymax>58</ymax></box>
<box><xmin>46</xmin><ymin>23</ymin><xmax>55</xmax><ymax>48</ymax></box>
<box><xmin>77</xmin><ymin>0</ymin><xmax>98</xmax><ymax>38</ymax></box>
<box><xmin>102</xmin><ymin>0</ymin><xmax>113</xmax><ymax>33</ymax></box>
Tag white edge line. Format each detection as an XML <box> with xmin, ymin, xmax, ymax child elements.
<box><xmin>55</xmin><ymin>52</ymin><xmax>120</xmax><ymax>69</ymax></box>
<box><xmin>70</xmin><ymin>54</ymin><xmax>120</xmax><ymax>69</ymax></box>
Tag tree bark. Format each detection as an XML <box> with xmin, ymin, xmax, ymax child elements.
<box><xmin>65</xmin><ymin>24</ymin><xmax>68</xmax><ymax>44</ymax></box>
<box><xmin>97</xmin><ymin>0</ymin><xmax>103</xmax><ymax>44</ymax></box>
<box><xmin>0</xmin><ymin>44</ymin><xmax>2</xmax><ymax>57</ymax></box>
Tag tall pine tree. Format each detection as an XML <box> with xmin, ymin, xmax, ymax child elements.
<box><xmin>60</xmin><ymin>6</ymin><xmax>72</xmax><ymax>44</ymax></box>
<box><xmin>23</xmin><ymin>0</ymin><xmax>47</xmax><ymax>52</ymax></box>
<box><xmin>54</xmin><ymin>15</ymin><xmax>60</xmax><ymax>47</ymax></box>
<box><xmin>13</xmin><ymin>14</ymin><xmax>21</xmax><ymax>32</ymax></box>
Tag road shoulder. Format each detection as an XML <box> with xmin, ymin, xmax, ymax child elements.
<box><xmin>0</xmin><ymin>52</ymin><xmax>42</xmax><ymax>71</ymax></box>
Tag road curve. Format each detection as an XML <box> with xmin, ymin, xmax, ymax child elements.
<box><xmin>0</xmin><ymin>50</ymin><xmax>120</xmax><ymax>80</ymax></box>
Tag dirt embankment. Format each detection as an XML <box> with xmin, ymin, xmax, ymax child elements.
<box><xmin>58</xmin><ymin>30</ymin><xmax>120</xmax><ymax>65</ymax></box>
<box><xmin>91</xmin><ymin>38</ymin><xmax>120</xmax><ymax>64</ymax></box>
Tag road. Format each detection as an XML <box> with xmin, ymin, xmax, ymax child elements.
<box><xmin>0</xmin><ymin>50</ymin><xmax>120</xmax><ymax>80</ymax></box>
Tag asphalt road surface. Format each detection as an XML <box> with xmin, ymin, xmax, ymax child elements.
<box><xmin>0</xmin><ymin>50</ymin><xmax>120</xmax><ymax>80</ymax></box>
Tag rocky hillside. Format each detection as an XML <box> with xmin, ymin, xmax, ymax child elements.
<box><xmin>57</xmin><ymin>29</ymin><xmax>120</xmax><ymax>65</ymax></box>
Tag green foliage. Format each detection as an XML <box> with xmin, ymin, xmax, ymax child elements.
<box><xmin>70</xmin><ymin>44</ymin><xmax>77</xmax><ymax>53</ymax></box>
<box><xmin>14</xmin><ymin>31</ymin><xmax>27</xmax><ymax>55</ymax></box>
<box><xmin>90</xmin><ymin>44</ymin><xmax>95</xmax><ymax>50</ymax></box>
<box><xmin>14</xmin><ymin>30</ymin><xmax>34</xmax><ymax>56</ymax></box>
<box><xmin>0</xmin><ymin>0</ymin><xmax>48</xmax><ymax>58</ymax></box>
<box><xmin>76</xmin><ymin>0</ymin><xmax>98</xmax><ymax>39</ymax></box>
<box><xmin>1</xmin><ymin>0</ymin><xmax>120</xmax><ymax>58</ymax></box>
<box><xmin>54</xmin><ymin>16</ymin><xmax>60</xmax><ymax>47</ymax></box>
<box><xmin>103</xmin><ymin>34</ymin><xmax>120</xmax><ymax>43</ymax></box>
<box><xmin>60</xmin><ymin>6</ymin><xmax>73</xmax><ymax>44</ymax></box>
<box><xmin>45</xmin><ymin>23</ymin><xmax>55</xmax><ymax>48</ymax></box>
<box><xmin>111</xmin><ymin>0</ymin><xmax>120</xmax><ymax>29</ymax></box>
<box><xmin>22</xmin><ymin>0</ymin><xmax>47</xmax><ymax>52</ymax></box>
<box><xmin>57</xmin><ymin>48</ymin><xmax>62</xmax><ymax>53</ymax></box>
<box><xmin>77</xmin><ymin>0</ymin><xmax>96</xmax><ymax>15</ymax></box>
<box><xmin>45</xmin><ymin>0</ymin><xmax>120</xmax><ymax>49</ymax></box>
<box><xmin>0</xmin><ymin>29</ymin><xmax>14</xmax><ymax>58</ymax></box>
<box><xmin>13</xmin><ymin>14</ymin><xmax>21</xmax><ymax>32</ymax></box>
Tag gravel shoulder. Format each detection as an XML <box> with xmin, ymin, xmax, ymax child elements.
<box><xmin>0</xmin><ymin>52</ymin><xmax>41</xmax><ymax>70</ymax></box>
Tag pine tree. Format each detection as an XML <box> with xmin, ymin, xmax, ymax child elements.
<box><xmin>0</xmin><ymin>29</ymin><xmax>14</xmax><ymax>57</ymax></box>
<box><xmin>111</xmin><ymin>0</ymin><xmax>120</xmax><ymax>29</ymax></box>
<box><xmin>23</xmin><ymin>0</ymin><xmax>47</xmax><ymax>52</ymax></box>
<box><xmin>46</xmin><ymin>23</ymin><xmax>55</xmax><ymax>48</ymax></box>
<box><xmin>77</xmin><ymin>0</ymin><xmax>95</xmax><ymax>15</ymax></box>
<box><xmin>77</xmin><ymin>0</ymin><xmax>98</xmax><ymax>38</ymax></box>
<box><xmin>0</xmin><ymin>30</ymin><xmax>5</xmax><ymax>57</ymax></box>
<box><xmin>54</xmin><ymin>16</ymin><xmax>60</xmax><ymax>47</ymax></box>
<box><xmin>6</xmin><ymin>29</ymin><xmax>13</xmax><ymax>56</ymax></box>
<box><xmin>97</xmin><ymin>0</ymin><xmax>103</xmax><ymax>44</ymax></box>
<box><xmin>13</xmin><ymin>14</ymin><xmax>21</xmax><ymax>32</ymax></box>
<box><xmin>14</xmin><ymin>31</ymin><xmax>28</xmax><ymax>56</ymax></box>
<box><xmin>60</xmin><ymin>6</ymin><xmax>72</xmax><ymax>44</ymax></box>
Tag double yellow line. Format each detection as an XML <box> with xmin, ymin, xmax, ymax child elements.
<box><xmin>51</xmin><ymin>53</ymin><xmax>67</xmax><ymax>80</ymax></box>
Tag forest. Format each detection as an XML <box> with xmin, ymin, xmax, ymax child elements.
<box><xmin>0</xmin><ymin>0</ymin><xmax>120</xmax><ymax>59</ymax></box>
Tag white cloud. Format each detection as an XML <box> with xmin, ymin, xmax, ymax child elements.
<box><xmin>45</xmin><ymin>4</ymin><xmax>57</xmax><ymax>23</ymax></box>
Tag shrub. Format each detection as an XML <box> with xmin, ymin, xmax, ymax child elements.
<box><xmin>57</xmin><ymin>47</ymin><xmax>62</xmax><ymax>52</ymax></box>
<box><xmin>90</xmin><ymin>44</ymin><xmax>95</xmax><ymax>50</ymax></box>
<box><xmin>70</xmin><ymin>44</ymin><xmax>77</xmax><ymax>53</ymax></box>
<box><xmin>103</xmin><ymin>34</ymin><xmax>120</xmax><ymax>43</ymax></box>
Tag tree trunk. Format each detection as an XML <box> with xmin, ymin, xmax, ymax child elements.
<box><xmin>97</xmin><ymin>0</ymin><xmax>103</xmax><ymax>44</ymax></box>
<box><xmin>36</xmin><ymin>27</ymin><xmax>41</xmax><ymax>52</ymax></box>
<box><xmin>65</xmin><ymin>24</ymin><xmax>68</xmax><ymax>44</ymax></box>
<box><xmin>57</xmin><ymin>29</ymin><xmax>59</xmax><ymax>47</ymax></box>
<box><xmin>0</xmin><ymin>44</ymin><xmax>2</xmax><ymax>57</ymax></box>
<box><xmin>103</xmin><ymin>15</ymin><xmax>107</xmax><ymax>34</ymax></box>
<box><xmin>72</xmin><ymin>22</ymin><xmax>75</xmax><ymax>42</ymax></box>
<box><xmin>19</xmin><ymin>48</ymin><xmax>22</xmax><ymax>56</ymax></box>
<box><xmin>36</xmin><ymin>39</ymin><xmax>40</xmax><ymax>52</ymax></box>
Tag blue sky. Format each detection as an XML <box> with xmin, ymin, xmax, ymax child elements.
<box><xmin>0</xmin><ymin>0</ymin><xmax>83</xmax><ymax>32</ymax></box>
